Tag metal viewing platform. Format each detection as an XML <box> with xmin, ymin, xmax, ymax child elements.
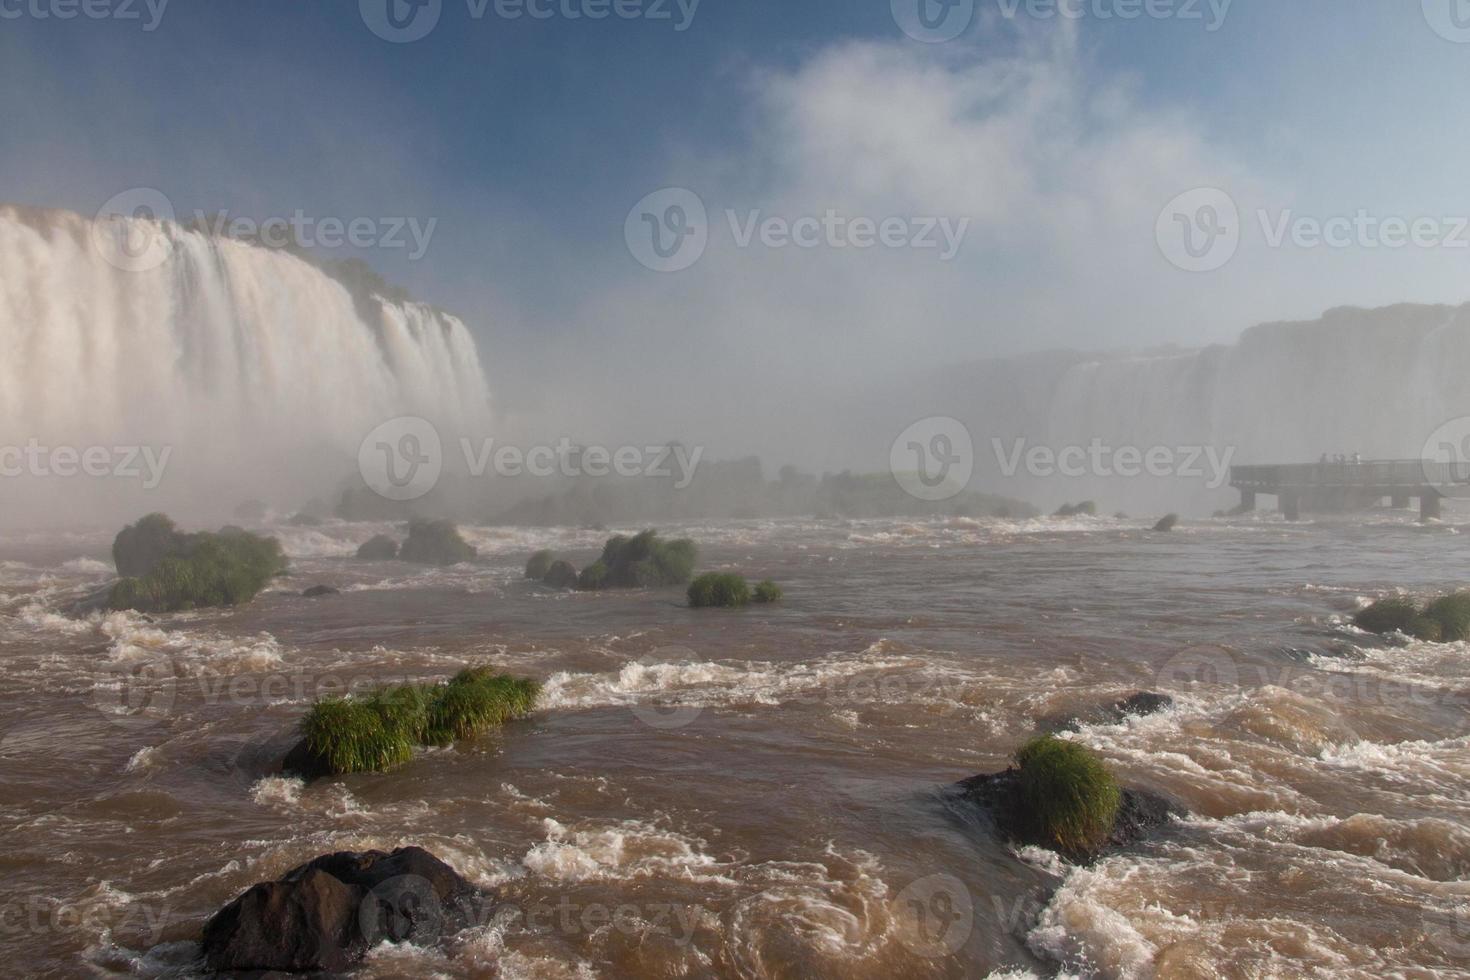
<box><xmin>1229</xmin><ymin>460</ymin><xmax>1470</xmax><ymax>521</ymax></box>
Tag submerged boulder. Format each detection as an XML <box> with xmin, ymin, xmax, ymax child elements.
<box><xmin>302</xmin><ymin>585</ymin><xmax>339</xmax><ymax>598</ymax></box>
<box><xmin>1039</xmin><ymin>691</ymin><xmax>1174</xmax><ymax>733</ymax></box>
<box><xmin>541</xmin><ymin>560</ymin><xmax>579</xmax><ymax>590</ymax></box>
<box><xmin>1152</xmin><ymin>513</ymin><xmax>1179</xmax><ymax>532</ymax></box>
<box><xmin>356</xmin><ymin>535</ymin><xmax>400</xmax><ymax>561</ymax></box>
<box><xmin>200</xmin><ymin>846</ymin><xmax>490</xmax><ymax>974</ymax></box>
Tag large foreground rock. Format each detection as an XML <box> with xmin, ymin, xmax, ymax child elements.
<box><xmin>201</xmin><ymin>846</ymin><xmax>490</xmax><ymax>973</ymax></box>
<box><xmin>956</xmin><ymin>769</ymin><xmax>1181</xmax><ymax>864</ymax></box>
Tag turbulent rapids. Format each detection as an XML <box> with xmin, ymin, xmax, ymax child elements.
<box><xmin>0</xmin><ymin>205</ymin><xmax>491</xmax><ymax>523</ymax></box>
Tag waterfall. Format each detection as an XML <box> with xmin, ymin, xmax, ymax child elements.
<box><xmin>0</xmin><ymin>205</ymin><xmax>492</xmax><ymax>526</ymax></box>
<box><xmin>944</xmin><ymin>304</ymin><xmax>1470</xmax><ymax>514</ymax></box>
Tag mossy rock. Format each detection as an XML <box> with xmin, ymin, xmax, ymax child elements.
<box><xmin>399</xmin><ymin>520</ymin><xmax>476</xmax><ymax>566</ymax></box>
<box><xmin>525</xmin><ymin>550</ymin><xmax>556</xmax><ymax>580</ymax></box>
<box><xmin>108</xmin><ymin>519</ymin><xmax>286</xmax><ymax>613</ymax></box>
<box><xmin>542</xmin><ymin>560</ymin><xmax>579</xmax><ymax>590</ymax></box>
<box><xmin>957</xmin><ymin>736</ymin><xmax>1177</xmax><ymax>863</ymax></box>
<box><xmin>577</xmin><ymin>530</ymin><xmax>697</xmax><ymax>590</ymax></box>
<box><xmin>1423</xmin><ymin>592</ymin><xmax>1470</xmax><ymax>642</ymax></box>
<box><xmin>355</xmin><ymin>535</ymin><xmax>399</xmax><ymax>561</ymax></box>
<box><xmin>112</xmin><ymin>513</ymin><xmax>187</xmax><ymax>578</ymax></box>
<box><xmin>1354</xmin><ymin>598</ymin><xmax>1441</xmax><ymax>640</ymax></box>
<box><xmin>688</xmin><ymin>573</ymin><xmax>750</xmax><ymax>608</ymax></box>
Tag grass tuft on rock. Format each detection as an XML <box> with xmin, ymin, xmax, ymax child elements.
<box><xmin>109</xmin><ymin>522</ymin><xmax>286</xmax><ymax>613</ymax></box>
<box><xmin>525</xmin><ymin>550</ymin><xmax>556</xmax><ymax>580</ymax></box>
<box><xmin>299</xmin><ymin>696</ymin><xmax>417</xmax><ymax>775</ymax></box>
<box><xmin>688</xmin><ymin>573</ymin><xmax>750</xmax><ymax>608</ymax></box>
<box><xmin>752</xmin><ymin>580</ymin><xmax>784</xmax><ymax>604</ymax></box>
<box><xmin>424</xmin><ymin>668</ymin><xmax>540</xmax><ymax>747</ymax></box>
<box><xmin>1014</xmin><ymin>735</ymin><xmax>1121</xmax><ymax>857</ymax></box>
<box><xmin>298</xmin><ymin>668</ymin><xmax>540</xmax><ymax>774</ymax></box>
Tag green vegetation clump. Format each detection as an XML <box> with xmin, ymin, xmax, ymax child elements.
<box><xmin>108</xmin><ymin>520</ymin><xmax>286</xmax><ymax>613</ymax></box>
<box><xmin>299</xmin><ymin>696</ymin><xmax>416</xmax><ymax>775</ymax></box>
<box><xmin>1423</xmin><ymin>592</ymin><xmax>1470</xmax><ymax>642</ymax></box>
<box><xmin>399</xmin><ymin>520</ymin><xmax>476</xmax><ymax>566</ymax></box>
<box><xmin>525</xmin><ymin>550</ymin><xmax>556</xmax><ymax>580</ymax></box>
<box><xmin>577</xmin><ymin>560</ymin><xmax>609</xmax><ymax>591</ymax></box>
<box><xmin>576</xmin><ymin>530</ymin><xmax>697</xmax><ymax>590</ymax></box>
<box><xmin>424</xmin><ymin>668</ymin><xmax>540</xmax><ymax>747</ymax></box>
<box><xmin>1014</xmin><ymin>735</ymin><xmax>1122</xmax><ymax>857</ymax></box>
<box><xmin>752</xmin><ymin>580</ymin><xmax>784</xmax><ymax>603</ymax></box>
<box><xmin>1353</xmin><ymin>594</ymin><xmax>1468</xmax><ymax>642</ymax></box>
<box><xmin>298</xmin><ymin>667</ymin><xmax>540</xmax><ymax>775</ymax></box>
<box><xmin>356</xmin><ymin>535</ymin><xmax>399</xmax><ymax>560</ymax></box>
<box><xmin>688</xmin><ymin>573</ymin><xmax>750</xmax><ymax>608</ymax></box>
<box><xmin>112</xmin><ymin>513</ymin><xmax>187</xmax><ymax>577</ymax></box>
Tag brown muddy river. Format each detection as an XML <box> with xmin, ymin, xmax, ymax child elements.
<box><xmin>1</xmin><ymin>514</ymin><xmax>1467</xmax><ymax>978</ymax></box>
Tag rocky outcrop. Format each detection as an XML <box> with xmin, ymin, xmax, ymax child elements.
<box><xmin>355</xmin><ymin>535</ymin><xmax>400</xmax><ymax>560</ymax></box>
<box><xmin>955</xmin><ymin>769</ymin><xmax>1181</xmax><ymax>864</ymax></box>
<box><xmin>200</xmin><ymin>846</ymin><xmax>490</xmax><ymax>973</ymax></box>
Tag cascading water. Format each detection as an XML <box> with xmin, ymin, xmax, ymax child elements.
<box><xmin>935</xmin><ymin>304</ymin><xmax>1470</xmax><ymax>513</ymax></box>
<box><xmin>0</xmin><ymin>205</ymin><xmax>492</xmax><ymax>526</ymax></box>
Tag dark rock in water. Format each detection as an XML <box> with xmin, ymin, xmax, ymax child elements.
<box><xmin>281</xmin><ymin>739</ymin><xmax>332</xmax><ymax>781</ymax></box>
<box><xmin>356</xmin><ymin>535</ymin><xmax>400</xmax><ymax>561</ymax></box>
<box><xmin>541</xmin><ymin>560</ymin><xmax>579</xmax><ymax>590</ymax></box>
<box><xmin>287</xmin><ymin>512</ymin><xmax>324</xmax><ymax>527</ymax></box>
<box><xmin>201</xmin><ymin>846</ymin><xmax>491</xmax><ymax>974</ymax></box>
<box><xmin>955</xmin><ymin>769</ymin><xmax>1181</xmax><ymax>864</ymax></box>
<box><xmin>1039</xmin><ymin>691</ymin><xmax>1174</xmax><ymax>733</ymax></box>
<box><xmin>302</xmin><ymin>585</ymin><xmax>339</xmax><ymax>598</ymax></box>
<box><xmin>1113</xmin><ymin>691</ymin><xmax>1173</xmax><ymax>718</ymax></box>
<box><xmin>1152</xmin><ymin>513</ymin><xmax>1179</xmax><ymax>532</ymax></box>
<box><xmin>399</xmin><ymin>520</ymin><xmax>476</xmax><ymax>566</ymax></box>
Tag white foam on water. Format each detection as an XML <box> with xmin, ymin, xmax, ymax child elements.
<box><xmin>250</xmin><ymin>776</ymin><xmax>304</xmax><ymax>807</ymax></box>
<box><xmin>520</xmin><ymin>817</ymin><xmax>731</xmax><ymax>886</ymax></box>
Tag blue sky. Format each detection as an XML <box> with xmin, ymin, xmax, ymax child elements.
<box><xmin>6</xmin><ymin>0</ymin><xmax>1470</xmax><ymax>446</ymax></box>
